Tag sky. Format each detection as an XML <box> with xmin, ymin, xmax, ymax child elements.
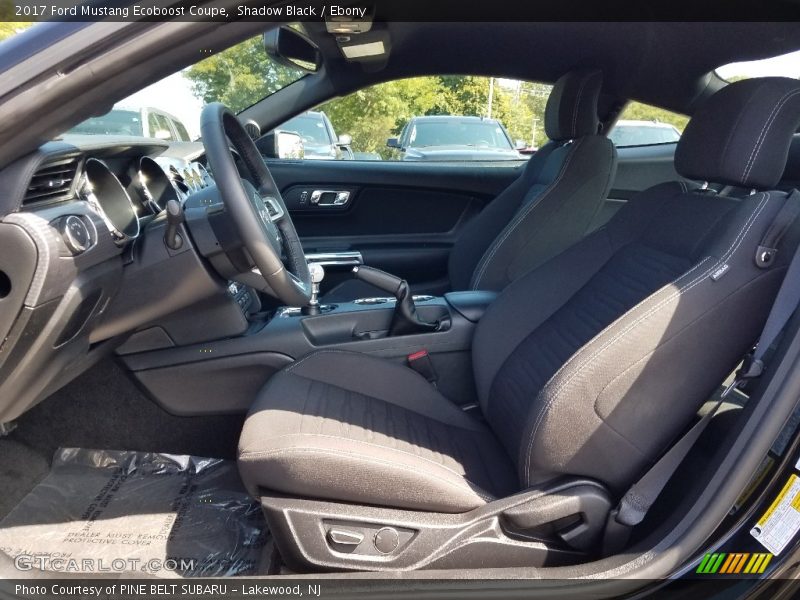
<box><xmin>116</xmin><ymin>49</ymin><xmax>800</xmax><ymax>140</ymax></box>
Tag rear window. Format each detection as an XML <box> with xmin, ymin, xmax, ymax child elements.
<box><xmin>716</xmin><ymin>49</ymin><xmax>800</xmax><ymax>82</ymax></box>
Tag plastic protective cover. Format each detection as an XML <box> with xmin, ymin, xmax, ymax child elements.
<box><xmin>0</xmin><ymin>448</ymin><xmax>269</xmax><ymax>577</ymax></box>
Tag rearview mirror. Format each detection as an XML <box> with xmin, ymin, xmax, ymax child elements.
<box><xmin>386</xmin><ymin>137</ymin><xmax>400</xmax><ymax>149</ymax></box>
<box><xmin>337</xmin><ymin>134</ymin><xmax>352</xmax><ymax>146</ymax></box>
<box><xmin>263</xmin><ymin>26</ymin><xmax>321</xmax><ymax>73</ymax></box>
<box><xmin>515</xmin><ymin>139</ymin><xmax>527</xmax><ymax>150</ymax></box>
<box><xmin>257</xmin><ymin>130</ymin><xmax>305</xmax><ymax>159</ymax></box>
<box><xmin>154</xmin><ymin>129</ymin><xmax>172</xmax><ymax>140</ymax></box>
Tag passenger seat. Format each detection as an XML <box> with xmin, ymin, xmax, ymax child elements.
<box><xmin>323</xmin><ymin>68</ymin><xmax>618</xmax><ymax>300</ymax></box>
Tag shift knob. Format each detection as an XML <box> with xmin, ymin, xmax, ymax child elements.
<box><xmin>308</xmin><ymin>263</ymin><xmax>325</xmax><ymax>307</ymax></box>
<box><xmin>310</xmin><ymin>263</ymin><xmax>325</xmax><ymax>285</ymax></box>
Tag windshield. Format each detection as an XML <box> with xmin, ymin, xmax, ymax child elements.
<box><xmin>69</xmin><ymin>109</ymin><xmax>144</xmax><ymax>137</ymax></box>
<box><xmin>63</xmin><ymin>33</ymin><xmax>307</xmax><ymax>140</ymax></box>
<box><xmin>409</xmin><ymin>120</ymin><xmax>512</xmax><ymax>149</ymax></box>
<box><xmin>281</xmin><ymin>114</ymin><xmax>330</xmax><ymax>145</ymax></box>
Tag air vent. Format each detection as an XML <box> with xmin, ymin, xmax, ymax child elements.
<box><xmin>24</xmin><ymin>157</ymin><xmax>80</xmax><ymax>206</ymax></box>
<box><xmin>243</xmin><ymin>121</ymin><xmax>261</xmax><ymax>140</ymax></box>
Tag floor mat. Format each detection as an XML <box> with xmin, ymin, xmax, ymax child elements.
<box><xmin>0</xmin><ymin>448</ymin><xmax>269</xmax><ymax>577</ymax></box>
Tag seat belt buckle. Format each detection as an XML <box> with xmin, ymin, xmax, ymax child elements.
<box><xmin>722</xmin><ymin>353</ymin><xmax>764</xmax><ymax>398</ymax></box>
<box><xmin>407</xmin><ymin>350</ymin><xmax>438</xmax><ymax>385</ymax></box>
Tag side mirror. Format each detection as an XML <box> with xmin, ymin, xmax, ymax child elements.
<box><xmin>154</xmin><ymin>129</ymin><xmax>172</xmax><ymax>140</ymax></box>
<box><xmin>257</xmin><ymin>130</ymin><xmax>305</xmax><ymax>159</ymax></box>
<box><xmin>515</xmin><ymin>139</ymin><xmax>527</xmax><ymax>150</ymax></box>
<box><xmin>386</xmin><ymin>137</ymin><xmax>400</xmax><ymax>149</ymax></box>
<box><xmin>337</xmin><ymin>134</ymin><xmax>352</xmax><ymax>146</ymax></box>
<box><xmin>263</xmin><ymin>26</ymin><xmax>321</xmax><ymax>73</ymax></box>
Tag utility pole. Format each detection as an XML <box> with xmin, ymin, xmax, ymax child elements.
<box><xmin>487</xmin><ymin>77</ymin><xmax>494</xmax><ymax>118</ymax></box>
<box><xmin>531</xmin><ymin>116</ymin><xmax>540</xmax><ymax>147</ymax></box>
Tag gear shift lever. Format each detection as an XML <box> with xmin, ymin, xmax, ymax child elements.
<box><xmin>352</xmin><ymin>266</ymin><xmax>439</xmax><ymax>336</ymax></box>
<box><xmin>302</xmin><ymin>263</ymin><xmax>325</xmax><ymax>315</ymax></box>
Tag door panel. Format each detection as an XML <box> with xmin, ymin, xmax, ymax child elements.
<box><xmin>267</xmin><ymin>159</ymin><xmax>526</xmax><ymax>293</ymax></box>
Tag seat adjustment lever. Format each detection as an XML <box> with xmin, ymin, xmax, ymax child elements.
<box><xmin>327</xmin><ymin>528</ymin><xmax>364</xmax><ymax>546</ymax></box>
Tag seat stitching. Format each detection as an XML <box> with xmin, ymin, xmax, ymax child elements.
<box><xmin>523</xmin><ymin>192</ymin><xmax>770</xmax><ymax>483</ymax></box>
<box><xmin>471</xmin><ymin>138</ymin><xmax>585</xmax><ymax>289</ymax></box>
<box><xmin>239</xmin><ymin>446</ymin><xmax>495</xmax><ymax>502</ymax></box>
<box><xmin>742</xmin><ymin>89</ymin><xmax>800</xmax><ymax>183</ymax></box>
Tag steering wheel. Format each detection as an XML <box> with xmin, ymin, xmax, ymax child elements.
<box><xmin>200</xmin><ymin>103</ymin><xmax>312</xmax><ymax>307</ymax></box>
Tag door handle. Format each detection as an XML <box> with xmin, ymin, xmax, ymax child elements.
<box><xmin>310</xmin><ymin>190</ymin><xmax>350</xmax><ymax>206</ymax></box>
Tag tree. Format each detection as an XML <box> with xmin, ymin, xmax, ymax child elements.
<box><xmin>0</xmin><ymin>22</ymin><xmax>33</xmax><ymax>42</ymax></box>
<box><xmin>184</xmin><ymin>36</ymin><xmax>302</xmax><ymax>113</ymax></box>
<box><xmin>319</xmin><ymin>77</ymin><xmax>442</xmax><ymax>157</ymax></box>
<box><xmin>619</xmin><ymin>101</ymin><xmax>689</xmax><ymax>132</ymax></box>
<box><xmin>184</xmin><ymin>36</ymin><xmax>699</xmax><ymax>155</ymax></box>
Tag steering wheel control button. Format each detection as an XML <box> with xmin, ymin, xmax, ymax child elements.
<box><xmin>374</xmin><ymin>527</ymin><xmax>400</xmax><ymax>554</ymax></box>
<box><xmin>327</xmin><ymin>528</ymin><xmax>364</xmax><ymax>547</ymax></box>
<box><xmin>59</xmin><ymin>215</ymin><xmax>91</xmax><ymax>254</ymax></box>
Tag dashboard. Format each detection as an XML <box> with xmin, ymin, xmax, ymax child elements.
<box><xmin>0</xmin><ymin>134</ymin><xmax>252</xmax><ymax>423</ymax></box>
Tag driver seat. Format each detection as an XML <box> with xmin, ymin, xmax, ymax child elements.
<box><xmin>238</xmin><ymin>78</ymin><xmax>800</xmax><ymax>571</ymax></box>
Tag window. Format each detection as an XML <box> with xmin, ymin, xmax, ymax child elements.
<box><xmin>273</xmin><ymin>77</ymin><xmax>553</xmax><ymax>162</ymax></box>
<box><xmin>716</xmin><ymin>49</ymin><xmax>800</xmax><ymax>82</ymax></box>
<box><xmin>65</xmin><ymin>33</ymin><xmax>308</xmax><ymax>141</ymax></box>
<box><xmin>609</xmin><ymin>102</ymin><xmax>688</xmax><ymax>148</ymax></box>
<box><xmin>172</xmin><ymin>119</ymin><xmax>191</xmax><ymax>142</ymax></box>
<box><xmin>406</xmin><ymin>119</ymin><xmax>513</xmax><ymax>150</ymax></box>
<box><xmin>148</xmin><ymin>112</ymin><xmax>175</xmax><ymax>141</ymax></box>
<box><xmin>68</xmin><ymin>109</ymin><xmax>143</xmax><ymax>137</ymax></box>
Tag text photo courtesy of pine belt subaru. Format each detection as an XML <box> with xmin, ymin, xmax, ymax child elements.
<box><xmin>1</xmin><ymin>9</ymin><xmax>800</xmax><ymax>600</ymax></box>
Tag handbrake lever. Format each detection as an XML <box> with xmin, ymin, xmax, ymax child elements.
<box><xmin>352</xmin><ymin>266</ymin><xmax>439</xmax><ymax>336</ymax></box>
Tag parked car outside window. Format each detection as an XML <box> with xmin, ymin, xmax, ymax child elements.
<box><xmin>608</xmin><ymin>119</ymin><xmax>682</xmax><ymax>147</ymax></box>
<box><xmin>388</xmin><ymin>115</ymin><xmax>523</xmax><ymax>161</ymax></box>
<box><xmin>275</xmin><ymin>111</ymin><xmax>353</xmax><ymax>160</ymax></box>
<box><xmin>69</xmin><ymin>106</ymin><xmax>193</xmax><ymax>141</ymax></box>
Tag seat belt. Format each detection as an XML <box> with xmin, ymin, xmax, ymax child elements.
<box><xmin>603</xmin><ymin>189</ymin><xmax>800</xmax><ymax>555</ymax></box>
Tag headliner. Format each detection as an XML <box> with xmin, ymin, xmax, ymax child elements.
<box><xmin>302</xmin><ymin>22</ymin><xmax>800</xmax><ymax>115</ymax></box>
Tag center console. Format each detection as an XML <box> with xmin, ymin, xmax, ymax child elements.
<box><xmin>117</xmin><ymin>267</ymin><xmax>497</xmax><ymax>417</ymax></box>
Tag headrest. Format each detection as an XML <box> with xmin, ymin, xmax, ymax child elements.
<box><xmin>675</xmin><ymin>77</ymin><xmax>800</xmax><ymax>189</ymax></box>
<box><xmin>544</xmin><ymin>69</ymin><xmax>602</xmax><ymax>141</ymax></box>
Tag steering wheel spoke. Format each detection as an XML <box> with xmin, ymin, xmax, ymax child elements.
<box><xmin>201</xmin><ymin>103</ymin><xmax>312</xmax><ymax>307</ymax></box>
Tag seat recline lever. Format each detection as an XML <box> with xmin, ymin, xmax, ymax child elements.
<box><xmin>352</xmin><ymin>266</ymin><xmax>440</xmax><ymax>336</ymax></box>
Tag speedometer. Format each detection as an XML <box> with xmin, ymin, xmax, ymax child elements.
<box><xmin>83</xmin><ymin>158</ymin><xmax>140</xmax><ymax>243</ymax></box>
